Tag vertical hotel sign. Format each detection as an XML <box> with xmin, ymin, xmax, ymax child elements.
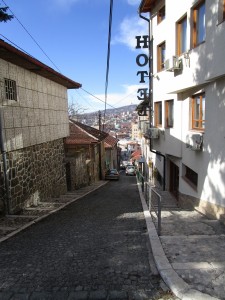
<box><xmin>135</xmin><ymin>35</ymin><xmax>149</xmax><ymax>115</ymax></box>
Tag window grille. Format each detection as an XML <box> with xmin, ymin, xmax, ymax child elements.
<box><xmin>5</xmin><ymin>78</ymin><xmax>17</xmax><ymax>100</ymax></box>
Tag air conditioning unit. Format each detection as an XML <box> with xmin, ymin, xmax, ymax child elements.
<box><xmin>165</xmin><ymin>56</ymin><xmax>181</xmax><ymax>71</ymax></box>
<box><xmin>186</xmin><ymin>133</ymin><xmax>203</xmax><ymax>151</ymax></box>
<box><xmin>148</xmin><ymin>128</ymin><xmax>159</xmax><ymax>139</ymax></box>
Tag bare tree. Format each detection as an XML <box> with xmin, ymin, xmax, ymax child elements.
<box><xmin>68</xmin><ymin>101</ymin><xmax>87</xmax><ymax>121</ymax></box>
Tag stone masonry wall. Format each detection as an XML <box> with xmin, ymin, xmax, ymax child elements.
<box><xmin>0</xmin><ymin>139</ymin><xmax>67</xmax><ymax>214</ymax></box>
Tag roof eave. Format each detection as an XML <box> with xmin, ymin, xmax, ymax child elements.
<box><xmin>0</xmin><ymin>39</ymin><xmax>81</xmax><ymax>89</ymax></box>
<box><xmin>139</xmin><ymin>0</ymin><xmax>157</xmax><ymax>13</ymax></box>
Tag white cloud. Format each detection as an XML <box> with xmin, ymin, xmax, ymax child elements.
<box><xmin>52</xmin><ymin>0</ymin><xmax>79</xmax><ymax>9</ymax></box>
<box><xmin>84</xmin><ymin>84</ymin><xmax>147</xmax><ymax>112</ymax></box>
<box><xmin>113</xmin><ymin>16</ymin><xmax>148</xmax><ymax>51</ymax></box>
<box><xmin>127</xmin><ymin>0</ymin><xmax>141</xmax><ymax>5</ymax></box>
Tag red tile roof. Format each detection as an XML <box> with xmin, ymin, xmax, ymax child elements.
<box><xmin>65</xmin><ymin>120</ymin><xmax>111</xmax><ymax>146</ymax></box>
<box><xmin>65</xmin><ymin>121</ymin><xmax>98</xmax><ymax>145</ymax></box>
<box><xmin>104</xmin><ymin>134</ymin><xmax>118</xmax><ymax>149</ymax></box>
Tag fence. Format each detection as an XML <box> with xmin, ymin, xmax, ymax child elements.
<box><xmin>150</xmin><ymin>188</ymin><xmax>162</xmax><ymax>235</ymax></box>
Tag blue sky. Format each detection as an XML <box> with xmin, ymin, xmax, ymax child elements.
<box><xmin>1</xmin><ymin>0</ymin><xmax>148</xmax><ymax>112</ymax></box>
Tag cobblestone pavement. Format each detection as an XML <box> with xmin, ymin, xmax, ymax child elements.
<box><xmin>0</xmin><ymin>175</ymin><xmax>177</xmax><ymax>300</ymax></box>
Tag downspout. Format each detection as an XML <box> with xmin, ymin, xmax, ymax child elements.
<box><xmin>139</xmin><ymin>11</ymin><xmax>166</xmax><ymax>191</ymax></box>
<box><xmin>0</xmin><ymin>108</ymin><xmax>11</xmax><ymax>214</ymax></box>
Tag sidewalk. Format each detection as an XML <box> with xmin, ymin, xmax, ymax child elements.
<box><xmin>138</xmin><ymin>183</ymin><xmax>225</xmax><ymax>300</ymax></box>
<box><xmin>0</xmin><ymin>181</ymin><xmax>108</xmax><ymax>243</ymax></box>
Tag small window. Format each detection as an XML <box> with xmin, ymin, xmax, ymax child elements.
<box><xmin>191</xmin><ymin>93</ymin><xmax>205</xmax><ymax>130</ymax></box>
<box><xmin>165</xmin><ymin>100</ymin><xmax>174</xmax><ymax>128</ymax></box>
<box><xmin>158</xmin><ymin>5</ymin><xmax>165</xmax><ymax>24</ymax></box>
<box><xmin>192</xmin><ymin>1</ymin><xmax>206</xmax><ymax>48</ymax></box>
<box><xmin>176</xmin><ymin>15</ymin><xmax>187</xmax><ymax>55</ymax></box>
<box><xmin>154</xmin><ymin>101</ymin><xmax>162</xmax><ymax>127</ymax></box>
<box><xmin>157</xmin><ymin>42</ymin><xmax>166</xmax><ymax>72</ymax></box>
<box><xmin>183</xmin><ymin>164</ymin><xmax>198</xmax><ymax>188</ymax></box>
<box><xmin>4</xmin><ymin>78</ymin><xmax>17</xmax><ymax>101</ymax></box>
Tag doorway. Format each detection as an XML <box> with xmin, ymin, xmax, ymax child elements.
<box><xmin>169</xmin><ymin>161</ymin><xmax>179</xmax><ymax>199</ymax></box>
<box><xmin>65</xmin><ymin>162</ymin><xmax>71</xmax><ymax>191</ymax></box>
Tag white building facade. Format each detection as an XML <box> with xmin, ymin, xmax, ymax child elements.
<box><xmin>139</xmin><ymin>0</ymin><xmax>225</xmax><ymax>220</ymax></box>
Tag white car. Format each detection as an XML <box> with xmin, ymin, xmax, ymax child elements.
<box><xmin>125</xmin><ymin>166</ymin><xmax>136</xmax><ymax>176</ymax></box>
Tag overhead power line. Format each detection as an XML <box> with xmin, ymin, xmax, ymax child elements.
<box><xmin>1</xmin><ymin>0</ymin><xmax>61</xmax><ymax>73</ymax></box>
<box><xmin>81</xmin><ymin>87</ymin><xmax>116</xmax><ymax>109</ymax></box>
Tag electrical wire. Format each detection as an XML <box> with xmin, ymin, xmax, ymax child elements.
<box><xmin>81</xmin><ymin>87</ymin><xmax>116</xmax><ymax>109</ymax></box>
<box><xmin>1</xmin><ymin>0</ymin><xmax>119</xmax><ymax>114</ymax></box>
<box><xmin>103</xmin><ymin>0</ymin><xmax>113</xmax><ymax>129</ymax></box>
<box><xmin>1</xmin><ymin>0</ymin><xmax>61</xmax><ymax>73</ymax></box>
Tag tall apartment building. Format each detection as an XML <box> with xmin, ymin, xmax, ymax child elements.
<box><xmin>138</xmin><ymin>0</ymin><xmax>225</xmax><ymax>220</ymax></box>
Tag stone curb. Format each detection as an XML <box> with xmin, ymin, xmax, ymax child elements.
<box><xmin>137</xmin><ymin>182</ymin><xmax>219</xmax><ymax>300</ymax></box>
<box><xmin>0</xmin><ymin>181</ymin><xmax>108</xmax><ymax>244</ymax></box>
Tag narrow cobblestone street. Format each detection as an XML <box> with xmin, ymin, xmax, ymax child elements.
<box><xmin>0</xmin><ymin>173</ymin><xmax>176</xmax><ymax>300</ymax></box>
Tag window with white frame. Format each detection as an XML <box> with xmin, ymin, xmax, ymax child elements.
<box><xmin>4</xmin><ymin>78</ymin><xmax>17</xmax><ymax>101</ymax></box>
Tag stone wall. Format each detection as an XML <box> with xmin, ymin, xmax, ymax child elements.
<box><xmin>0</xmin><ymin>139</ymin><xmax>67</xmax><ymax>214</ymax></box>
<box><xmin>65</xmin><ymin>148</ymin><xmax>100</xmax><ymax>191</ymax></box>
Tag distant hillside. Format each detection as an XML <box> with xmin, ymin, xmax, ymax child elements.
<box><xmin>79</xmin><ymin>104</ymin><xmax>137</xmax><ymax>118</ymax></box>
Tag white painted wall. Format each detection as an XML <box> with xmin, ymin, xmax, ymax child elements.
<box><xmin>148</xmin><ymin>0</ymin><xmax>225</xmax><ymax>210</ymax></box>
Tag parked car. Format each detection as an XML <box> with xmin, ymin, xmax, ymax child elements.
<box><xmin>105</xmin><ymin>169</ymin><xmax>120</xmax><ymax>180</ymax></box>
<box><xmin>125</xmin><ymin>166</ymin><xmax>136</xmax><ymax>176</ymax></box>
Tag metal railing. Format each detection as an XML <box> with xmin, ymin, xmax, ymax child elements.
<box><xmin>136</xmin><ymin>171</ymin><xmax>162</xmax><ymax>235</ymax></box>
<box><xmin>136</xmin><ymin>170</ymin><xmax>145</xmax><ymax>192</ymax></box>
<box><xmin>150</xmin><ymin>188</ymin><xmax>162</xmax><ymax>235</ymax></box>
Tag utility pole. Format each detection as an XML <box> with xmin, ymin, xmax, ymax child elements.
<box><xmin>98</xmin><ymin>110</ymin><xmax>102</xmax><ymax>180</ymax></box>
<box><xmin>98</xmin><ymin>110</ymin><xmax>102</xmax><ymax>131</ymax></box>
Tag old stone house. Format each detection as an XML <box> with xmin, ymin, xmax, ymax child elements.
<box><xmin>104</xmin><ymin>134</ymin><xmax>119</xmax><ymax>170</ymax></box>
<box><xmin>0</xmin><ymin>39</ymin><xmax>81</xmax><ymax>214</ymax></box>
<box><xmin>64</xmin><ymin>120</ymin><xmax>108</xmax><ymax>190</ymax></box>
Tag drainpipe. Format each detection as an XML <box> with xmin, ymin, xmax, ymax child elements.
<box><xmin>139</xmin><ymin>11</ymin><xmax>166</xmax><ymax>191</ymax></box>
<box><xmin>0</xmin><ymin>108</ymin><xmax>11</xmax><ymax>214</ymax></box>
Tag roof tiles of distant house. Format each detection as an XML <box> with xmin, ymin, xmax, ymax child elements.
<box><xmin>0</xmin><ymin>39</ymin><xmax>81</xmax><ymax>89</ymax></box>
<box><xmin>65</xmin><ymin>121</ymin><xmax>98</xmax><ymax>145</ymax></box>
<box><xmin>70</xmin><ymin>120</ymin><xmax>108</xmax><ymax>141</ymax></box>
<box><xmin>104</xmin><ymin>134</ymin><xmax>118</xmax><ymax>149</ymax></box>
<box><xmin>65</xmin><ymin>120</ymin><xmax>109</xmax><ymax>146</ymax></box>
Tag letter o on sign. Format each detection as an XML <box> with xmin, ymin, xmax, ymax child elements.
<box><xmin>136</xmin><ymin>54</ymin><xmax>148</xmax><ymax>67</ymax></box>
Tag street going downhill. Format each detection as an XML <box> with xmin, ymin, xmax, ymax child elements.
<box><xmin>0</xmin><ymin>173</ymin><xmax>176</xmax><ymax>299</ymax></box>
